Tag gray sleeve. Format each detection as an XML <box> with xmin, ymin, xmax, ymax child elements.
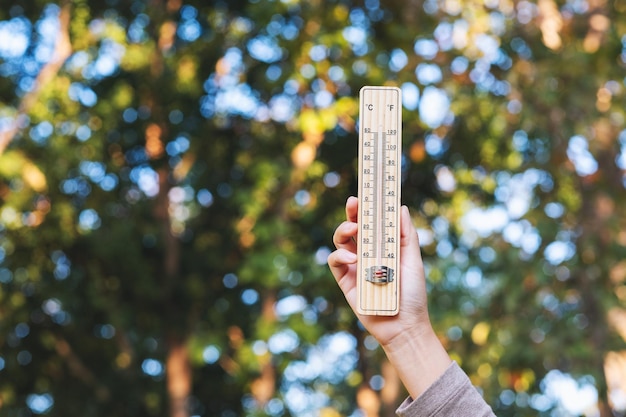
<box><xmin>396</xmin><ymin>362</ymin><xmax>496</xmax><ymax>417</ymax></box>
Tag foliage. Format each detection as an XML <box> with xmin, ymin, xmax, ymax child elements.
<box><xmin>1</xmin><ymin>0</ymin><xmax>626</xmax><ymax>416</ymax></box>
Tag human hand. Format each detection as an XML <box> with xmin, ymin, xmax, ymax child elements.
<box><xmin>328</xmin><ymin>196</ymin><xmax>451</xmax><ymax>399</ymax></box>
<box><xmin>327</xmin><ymin>196</ymin><xmax>431</xmax><ymax>346</ymax></box>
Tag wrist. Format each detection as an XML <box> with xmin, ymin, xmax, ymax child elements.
<box><xmin>381</xmin><ymin>326</ymin><xmax>452</xmax><ymax>400</ymax></box>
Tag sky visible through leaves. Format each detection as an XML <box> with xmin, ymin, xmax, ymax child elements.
<box><xmin>1</xmin><ymin>0</ymin><xmax>626</xmax><ymax>416</ymax></box>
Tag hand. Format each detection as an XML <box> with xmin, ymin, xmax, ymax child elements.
<box><xmin>328</xmin><ymin>196</ymin><xmax>451</xmax><ymax>399</ymax></box>
<box><xmin>327</xmin><ymin>196</ymin><xmax>431</xmax><ymax>345</ymax></box>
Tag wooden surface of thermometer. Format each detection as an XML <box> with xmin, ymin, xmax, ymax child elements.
<box><xmin>357</xmin><ymin>86</ymin><xmax>402</xmax><ymax>316</ymax></box>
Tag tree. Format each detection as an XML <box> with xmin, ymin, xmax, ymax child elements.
<box><xmin>1</xmin><ymin>0</ymin><xmax>625</xmax><ymax>416</ymax></box>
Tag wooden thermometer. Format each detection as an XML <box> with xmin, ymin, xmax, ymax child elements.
<box><xmin>357</xmin><ymin>86</ymin><xmax>402</xmax><ymax>316</ymax></box>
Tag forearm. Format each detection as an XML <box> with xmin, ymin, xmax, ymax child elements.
<box><xmin>381</xmin><ymin>326</ymin><xmax>452</xmax><ymax>401</ymax></box>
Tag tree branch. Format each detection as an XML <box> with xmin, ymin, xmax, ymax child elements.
<box><xmin>0</xmin><ymin>1</ymin><xmax>73</xmax><ymax>156</ymax></box>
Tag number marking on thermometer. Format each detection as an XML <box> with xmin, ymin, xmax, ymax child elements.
<box><xmin>357</xmin><ymin>86</ymin><xmax>401</xmax><ymax>316</ymax></box>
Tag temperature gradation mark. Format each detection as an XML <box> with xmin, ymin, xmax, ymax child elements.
<box><xmin>357</xmin><ymin>86</ymin><xmax>401</xmax><ymax>316</ymax></box>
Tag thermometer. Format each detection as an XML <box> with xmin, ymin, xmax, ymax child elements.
<box><xmin>357</xmin><ymin>86</ymin><xmax>402</xmax><ymax>316</ymax></box>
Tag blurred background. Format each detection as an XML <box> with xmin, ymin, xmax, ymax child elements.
<box><xmin>1</xmin><ymin>0</ymin><xmax>626</xmax><ymax>416</ymax></box>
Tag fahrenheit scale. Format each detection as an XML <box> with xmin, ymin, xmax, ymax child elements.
<box><xmin>357</xmin><ymin>86</ymin><xmax>402</xmax><ymax>316</ymax></box>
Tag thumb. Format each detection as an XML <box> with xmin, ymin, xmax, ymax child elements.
<box><xmin>400</xmin><ymin>205</ymin><xmax>420</xmax><ymax>252</ymax></box>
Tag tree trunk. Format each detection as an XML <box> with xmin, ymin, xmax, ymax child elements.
<box><xmin>250</xmin><ymin>292</ymin><xmax>277</xmax><ymax>406</ymax></box>
<box><xmin>578</xmin><ymin>187</ymin><xmax>617</xmax><ymax>416</ymax></box>
<box><xmin>166</xmin><ymin>339</ymin><xmax>192</xmax><ymax>417</ymax></box>
<box><xmin>155</xmin><ymin>165</ymin><xmax>191</xmax><ymax>417</ymax></box>
<box><xmin>380</xmin><ymin>359</ymin><xmax>401</xmax><ymax>417</ymax></box>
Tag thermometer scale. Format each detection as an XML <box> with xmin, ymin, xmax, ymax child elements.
<box><xmin>357</xmin><ymin>86</ymin><xmax>402</xmax><ymax>316</ymax></box>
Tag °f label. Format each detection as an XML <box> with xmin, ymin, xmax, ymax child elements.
<box><xmin>357</xmin><ymin>86</ymin><xmax>401</xmax><ymax>316</ymax></box>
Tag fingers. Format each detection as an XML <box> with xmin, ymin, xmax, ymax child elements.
<box><xmin>327</xmin><ymin>248</ymin><xmax>357</xmax><ymax>275</ymax></box>
<box><xmin>327</xmin><ymin>247</ymin><xmax>358</xmax><ymax>313</ymax></box>
<box><xmin>400</xmin><ymin>205</ymin><xmax>420</xmax><ymax>251</ymax></box>
<box><xmin>333</xmin><ymin>196</ymin><xmax>359</xmax><ymax>251</ymax></box>
<box><xmin>346</xmin><ymin>196</ymin><xmax>358</xmax><ymax>223</ymax></box>
<box><xmin>399</xmin><ymin>205</ymin><xmax>425</xmax><ymax>281</ymax></box>
<box><xmin>329</xmin><ymin>196</ymin><xmax>360</xmax><ymax>303</ymax></box>
<box><xmin>333</xmin><ymin>221</ymin><xmax>357</xmax><ymax>251</ymax></box>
